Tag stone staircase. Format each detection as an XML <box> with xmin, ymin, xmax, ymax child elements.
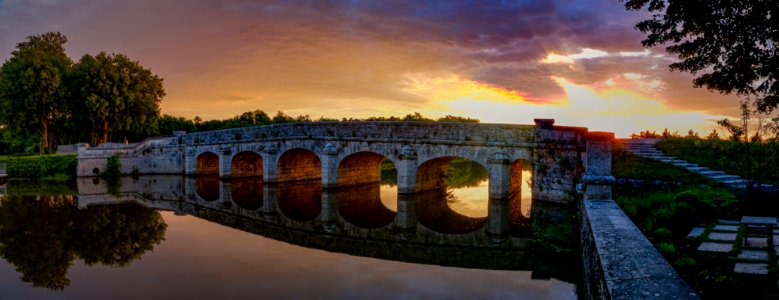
<box><xmin>618</xmin><ymin>138</ymin><xmax>756</xmax><ymax>189</ymax></box>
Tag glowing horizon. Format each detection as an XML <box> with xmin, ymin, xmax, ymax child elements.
<box><xmin>0</xmin><ymin>1</ymin><xmax>753</xmax><ymax>138</ymax></box>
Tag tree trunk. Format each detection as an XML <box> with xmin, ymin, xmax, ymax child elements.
<box><xmin>103</xmin><ymin>119</ymin><xmax>109</xmax><ymax>144</ymax></box>
<box><xmin>40</xmin><ymin>119</ymin><xmax>48</xmax><ymax>155</ymax></box>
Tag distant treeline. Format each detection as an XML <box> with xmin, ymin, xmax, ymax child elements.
<box><xmin>159</xmin><ymin>110</ymin><xmax>479</xmax><ymax>136</ymax></box>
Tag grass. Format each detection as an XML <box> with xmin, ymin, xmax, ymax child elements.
<box><xmin>0</xmin><ymin>154</ymin><xmax>77</xmax><ymax>179</ymax></box>
<box><xmin>3</xmin><ymin>179</ymin><xmax>77</xmax><ymax>195</ymax></box>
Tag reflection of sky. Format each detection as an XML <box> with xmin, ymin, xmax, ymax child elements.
<box><xmin>380</xmin><ymin>184</ymin><xmax>398</xmax><ymax>212</ymax></box>
<box><xmin>0</xmin><ymin>212</ymin><xmax>576</xmax><ymax>299</ymax></box>
<box><xmin>447</xmin><ymin>169</ymin><xmax>534</xmax><ymax>218</ymax></box>
<box><xmin>521</xmin><ymin>169</ymin><xmax>533</xmax><ymax>217</ymax></box>
<box><xmin>447</xmin><ymin>179</ymin><xmax>489</xmax><ymax>217</ymax></box>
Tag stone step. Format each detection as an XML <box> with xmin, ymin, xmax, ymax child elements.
<box><xmin>708</xmin><ymin>174</ymin><xmax>742</xmax><ymax>180</ymax></box>
<box><xmin>632</xmin><ymin>150</ymin><xmax>665</xmax><ymax>155</ymax></box>
<box><xmin>686</xmin><ymin>166</ymin><xmax>710</xmax><ymax>172</ymax></box>
<box><xmin>673</xmin><ymin>162</ymin><xmax>698</xmax><ymax>168</ymax></box>
<box><xmin>698</xmin><ymin>170</ymin><xmax>725</xmax><ymax>176</ymax></box>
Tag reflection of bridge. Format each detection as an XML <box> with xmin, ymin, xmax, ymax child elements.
<box><xmin>76</xmin><ymin>175</ymin><xmax>551</xmax><ymax>241</ymax></box>
<box><xmin>77</xmin><ymin>120</ymin><xmax>615</xmax><ymax>205</ymax></box>
<box><xmin>76</xmin><ymin>175</ymin><xmax>575</xmax><ymax>275</ymax></box>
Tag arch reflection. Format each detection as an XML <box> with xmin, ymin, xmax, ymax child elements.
<box><xmin>277</xmin><ymin>179</ymin><xmax>322</xmax><ymax>221</ymax></box>
<box><xmin>337</xmin><ymin>183</ymin><xmax>396</xmax><ymax>229</ymax></box>
<box><xmin>195</xmin><ymin>176</ymin><xmax>220</xmax><ymax>202</ymax></box>
<box><xmin>231</xmin><ymin>177</ymin><xmax>263</xmax><ymax>210</ymax></box>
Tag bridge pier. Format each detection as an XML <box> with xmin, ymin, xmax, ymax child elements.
<box><xmin>262</xmin><ymin>144</ymin><xmax>279</xmax><ymax>183</ymax></box>
<box><xmin>184</xmin><ymin>149</ymin><xmax>197</xmax><ymax>175</ymax></box>
<box><xmin>219</xmin><ymin>148</ymin><xmax>232</xmax><ymax>178</ymax></box>
<box><xmin>321</xmin><ymin>142</ymin><xmax>339</xmax><ymax>189</ymax></box>
<box><xmin>397</xmin><ymin>145</ymin><xmax>418</xmax><ymax>194</ymax></box>
<box><xmin>488</xmin><ymin>152</ymin><xmax>512</xmax><ymax>199</ymax></box>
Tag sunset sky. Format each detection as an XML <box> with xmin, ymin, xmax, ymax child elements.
<box><xmin>0</xmin><ymin>0</ymin><xmax>749</xmax><ymax>137</ymax></box>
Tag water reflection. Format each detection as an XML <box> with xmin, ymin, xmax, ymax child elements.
<box><xmin>195</xmin><ymin>176</ymin><xmax>219</xmax><ymax>201</ymax></box>
<box><xmin>277</xmin><ymin>179</ymin><xmax>322</xmax><ymax>221</ymax></box>
<box><xmin>72</xmin><ymin>175</ymin><xmax>576</xmax><ymax>273</ymax></box>
<box><xmin>337</xmin><ymin>183</ymin><xmax>396</xmax><ymax>228</ymax></box>
<box><xmin>230</xmin><ymin>177</ymin><xmax>263</xmax><ymax>210</ymax></box>
<box><xmin>0</xmin><ymin>194</ymin><xmax>166</xmax><ymax>290</ymax></box>
<box><xmin>415</xmin><ymin>188</ymin><xmax>488</xmax><ymax>234</ymax></box>
<box><xmin>0</xmin><ymin>171</ymin><xmax>579</xmax><ymax>298</ymax></box>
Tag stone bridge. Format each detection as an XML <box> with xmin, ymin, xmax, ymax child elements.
<box><xmin>77</xmin><ymin>119</ymin><xmax>615</xmax><ymax>204</ymax></box>
<box><xmin>76</xmin><ymin>120</ymin><xmax>701</xmax><ymax>298</ymax></box>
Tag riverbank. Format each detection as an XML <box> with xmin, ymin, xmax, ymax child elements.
<box><xmin>0</xmin><ymin>154</ymin><xmax>77</xmax><ymax>180</ymax></box>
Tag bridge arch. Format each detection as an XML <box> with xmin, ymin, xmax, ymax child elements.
<box><xmin>336</xmin><ymin>151</ymin><xmax>397</xmax><ymax>228</ymax></box>
<box><xmin>336</xmin><ymin>151</ymin><xmax>391</xmax><ymax>187</ymax></box>
<box><xmin>231</xmin><ymin>151</ymin><xmax>263</xmax><ymax>177</ymax></box>
<box><xmin>277</xmin><ymin>148</ymin><xmax>321</xmax><ymax>182</ymax></box>
<box><xmin>509</xmin><ymin>159</ymin><xmax>533</xmax><ymax>234</ymax></box>
<box><xmin>195</xmin><ymin>152</ymin><xmax>219</xmax><ymax>175</ymax></box>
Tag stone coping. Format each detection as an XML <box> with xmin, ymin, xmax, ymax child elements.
<box><xmin>581</xmin><ymin>200</ymin><xmax>698</xmax><ymax>299</ymax></box>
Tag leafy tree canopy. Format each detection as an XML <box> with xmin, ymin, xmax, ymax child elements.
<box><xmin>624</xmin><ymin>0</ymin><xmax>779</xmax><ymax>111</ymax></box>
<box><xmin>0</xmin><ymin>32</ymin><xmax>71</xmax><ymax>154</ymax></box>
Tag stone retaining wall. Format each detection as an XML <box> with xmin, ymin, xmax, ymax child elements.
<box><xmin>579</xmin><ymin>200</ymin><xmax>698</xmax><ymax>299</ymax></box>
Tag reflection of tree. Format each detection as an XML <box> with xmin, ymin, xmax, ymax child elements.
<box><xmin>0</xmin><ymin>195</ymin><xmax>166</xmax><ymax>290</ymax></box>
<box><xmin>74</xmin><ymin>203</ymin><xmax>166</xmax><ymax>267</ymax></box>
<box><xmin>0</xmin><ymin>196</ymin><xmax>74</xmax><ymax>290</ymax></box>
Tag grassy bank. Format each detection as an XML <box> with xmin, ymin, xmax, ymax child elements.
<box><xmin>612</xmin><ymin>144</ymin><xmax>710</xmax><ymax>185</ymax></box>
<box><xmin>0</xmin><ymin>154</ymin><xmax>77</xmax><ymax>180</ymax></box>
<box><xmin>656</xmin><ymin>138</ymin><xmax>779</xmax><ymax>184</ymax></box>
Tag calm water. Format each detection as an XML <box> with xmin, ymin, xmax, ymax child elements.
<box><xmin>0</xmin><ymin>163</ymin><xmax>579</xmax><ymax>299</ymax></box>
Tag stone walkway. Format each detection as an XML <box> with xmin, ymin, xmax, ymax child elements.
<box><xmin>689</xmin><ymin>218</ymin><xmax>778</xmax><ymax>277</ymax></box>
<box><xmin>618</xmin><ymin>138</ymin><xmax>775</xmax><ymax>191</ymax></box>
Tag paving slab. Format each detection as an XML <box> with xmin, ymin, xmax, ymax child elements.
<box><xmin>698</xmin><ymin>242</ymin><xmax>733</xmax><ymax>253</ymax></box>
<box><xmin>734</xmin><ymin>263</ymin><xmax>769</xmax><ymax>275</ymax></box>
<box><xmin>737</xmin><ymin>250</ymin><xmax>769</xmax><ymax>261</ymax></box>
<box><xmin>718</xmin><ymin>219</ymin><xmax>740</xmax><ymax>225</ymax></box>
<box><xmin>708</xmin><ymin>232</ymin><xmax>737</xmax><ymax>241</ymax></box>
<box><xmin>744</xmin><ymin>238</ymin><xmax>769</xmax><ymax>249</ymax></box>
<box><xmin>713</xmin><ymin>225</ymin><xmax>739</xmax><ymax>232</ymax></box>
<box><xmin>687</xmin><ymin>227</ymin><xmax>706</xmax><ymax>238</ymax></box>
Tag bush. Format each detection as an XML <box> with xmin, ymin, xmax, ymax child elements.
<box><xmin>100</xmin><ymin>155</ymin><xmax>121</xmax><ymax>180</ymax></box>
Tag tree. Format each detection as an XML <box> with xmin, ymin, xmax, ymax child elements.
<box><xmin>0</xmin><ymin>32</ymin><xmax>72</xmax><ymax>154</ymax></box>
<box><xmin>624</xmin><ymin>0</ymin><xmax>779</xmax><ymax>111</ymax></box>
<box><xmin>158</xmin><ymin>114</ymin><xmax>196</xmax><ymax>135</ymax></box>
<box><xmin>70</xmin><ymin>52</ymin><xmax>164</xmax><ymax>144</ymax></box>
